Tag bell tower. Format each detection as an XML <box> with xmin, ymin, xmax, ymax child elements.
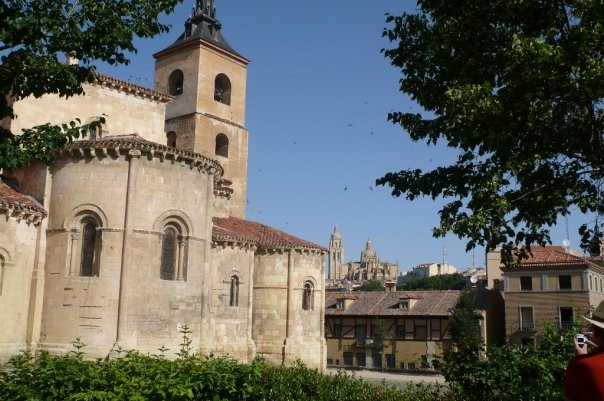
<box><xmin>154</xmin><ymin>0</ymin><xmax>250</xmax><ymax>218</ymax></box>
<box><xmin>328</xmin><ymin>227</ymin><xmax>344</xmax><ymax>281</ymax></box>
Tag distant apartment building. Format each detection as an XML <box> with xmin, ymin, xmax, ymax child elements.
<box><xmin>324</xmin><ymin>290</ymin><xmax>503</xmax><ymax>371</ymax></box>
<box><xmin>487</xmin><ymin>246</ymin><xmax>604</xmax><ymax>346</ymax></box>
<box><xmin>398</xmin><ymin>262</ymin><xmax>458</xmax><ymax>285</ymax></box>
<box><xmin>462</xmin><ymin>267</ymin><xmax>487</xmax><ymax>288</ymax></box>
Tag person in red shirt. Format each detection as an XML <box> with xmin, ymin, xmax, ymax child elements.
<box><xmin>563</xmin><ymin>300</ymin><xmax>604</xmax><ymax>401</ymax></box>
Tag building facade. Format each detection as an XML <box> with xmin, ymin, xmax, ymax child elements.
<box><xmin>489</xmin><ymin>246</ymin><xmax>604</xmax><ymax>346</ymax></box>
<box><xmin>327</xmin><ymin>227</ymin><xmax>398</xmax><ymax>285</ymax></box>
<box><xmin>0</xmin><ymin>0</ymin><xmax>326</xmax><ymax>370</ymax></box>
<box><xmin>325</xmin><ymin>291</ymin><xmax>458</xmax><ymax>370</ymax></box>
<box><xmin>324</xmin><ymin>289</ymin><xmax>504</xmax><ymax>371</ymax></box>
<box><xmin>398</xmin><ymin>262</ymin><xmax>458</xmax><ymax>285</ymax></box>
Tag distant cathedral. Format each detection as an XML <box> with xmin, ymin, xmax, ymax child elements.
<box><xmin>327</xmin><ymin>227</ymin><xmax>398</xmax><ymax>284</ymax></box>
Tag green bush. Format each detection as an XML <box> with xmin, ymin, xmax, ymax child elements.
<box><xmin>0</xmin><ymin>346</ymin><xmax>442</xmax><ymax>401</ymax></box>
<box><xmin>441</xmin><ymin>291</ymin><xmax>576</xmax><ymax>401</ymax></box>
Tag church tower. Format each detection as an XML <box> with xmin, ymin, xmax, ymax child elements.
<box><xmin>154</xmin><ymin>0</ymin><xmax>250</xmax><ymax>218</ymax></box>
<box><xmin>328</xmin><ymin>227</ymin><xmax>344</xmax><ymax>281</ymax></box>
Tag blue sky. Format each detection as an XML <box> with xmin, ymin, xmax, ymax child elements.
<box><xmin>98</xmin><ymin>1</ymin><xmax>586</xmax><ymax>272</ymax></box>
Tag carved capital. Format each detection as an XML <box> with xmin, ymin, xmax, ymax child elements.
<box><xmin>127</xmin><ymin>149</ymin><xmax>142</xmax><ymax>159</ymax></box>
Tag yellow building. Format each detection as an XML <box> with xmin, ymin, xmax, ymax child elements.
<box><xmin>491</xmin><ymin>246</ymin><xmax>604</xmax><ymax>346</ymax></box>
<box><xmin>325</xmin><ymin>290</ymin><xmax>458</xmax><ymax>371</ymax></box>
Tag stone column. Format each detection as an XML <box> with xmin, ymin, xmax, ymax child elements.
<box><xmin>177</xmin><ymin>239</ymin><xmax>186</xmax><ymax>280</ymax></box>
<box><xmin>68</xmin><ymin>231</ymin><xmax>79</xmax><ymax>276</ymax></box>
<box><xmin>199</xmin><ymin>172</ymin><xmax>215</xmax><ymax>355</ymax></box>
<box><xmin>246</xmin><ymin>246</ymin><xmax>256</xmax><ymax>361</ymax></box>
<box><xmin>319</xmin><ymin>253</ymin><xmax>327</xmax><ymax>372</ymax></box>
<box><xmin>26</xmin><ymin>167</ymin><xmax>53</xmax><ymax>351</ymax></box>
<box><xmin>114</xmin><ymin>149</ymin><xmax>141</xmax><ymax>348</ymax></box>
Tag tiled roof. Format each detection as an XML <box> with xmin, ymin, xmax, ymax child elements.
<box><xmin>93</xmin><ymin>72</ymin><xmax>174</xmax><ymax>103</ymax></box>
<box><xmin>325</xmin><ymin>290</ymin><xmax>460</xmax><ymax>317</ymax></box>
<box><xmin>0</xmin><ymin>176</ymin><xmax>46</xmax><ymax>216</ymax></box>
<box><xmin>502</xmin><ymin>246</ymin><xmax>600</xmax><ymax>270</ymax></box>
<box><xmin>212</xmin><ymin>216</ymin><xmax>326</xmax><ymax>251</ymax></box>
<box><xmin>62</xmin><ymin>135</ymin><xmax>223</xmax><ymax>176</ymax></box>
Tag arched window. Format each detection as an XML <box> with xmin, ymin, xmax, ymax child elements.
<box><xmin>166</xmin><ymin>131</ymin><xmax>177</xmax><ymax>148</ymax></box>
<box><xmin>302</xmin><ymin>282</ymin><xmax>314</xmax><ymax>311</ymax></box>
<box><xmin>215</xmin><ymin>133</ymin><xmax>229</xmax><ymax>157</ymax></box>
<box><xmin>229</xmin><ymin>275</ymin><xmax>239</xmax><ymax>307</ymax></box>
<box><xmin>160</xmin><ymin>227</ymin><xmax>178</xmax><ymax>280</ymax></box>
<box><xmin>80</xmin><ymin>220</ymin><xmax>99</xmax><ymax>277</ymax></box>
<box><xmin>168</xmin><ymin>70</ymin><xmax>184</xmax><ymax>96</ymax></box>
<box><xmin>214</xmin><ymin>73</ymin><xmax>231</xmax><ymax>105</ymax></box>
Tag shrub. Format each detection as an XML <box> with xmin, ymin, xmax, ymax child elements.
<box><xmin>0</xmin><ymin>348</ymin><xmax>441</xmax><ymax>401</ymax></box>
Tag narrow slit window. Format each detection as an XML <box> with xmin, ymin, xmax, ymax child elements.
<box><xmin>302</xmin><ymin>282</ymin><xmax>314</xmax><ymax>310</ymax></box>
<box><xmin>160</xmin><ymin>228</ymin><xmax>178</xmax><ymax>280</ymax></box>
<box><xmin>80</xmin><ymin>221</ymin><xmax>98</xmax><ymax>277</ymax></box>
<box><xmin>229</xmin><ymin>275</ymin><xmax>239</xmax><ymax>306</ymax></box>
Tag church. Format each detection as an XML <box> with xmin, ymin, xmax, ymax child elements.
<box><xmin>0</xmin><ymin>0</ymin><xmax>326</xmax><ymax>370</ymax></box>
<box><xmin>327</xmin><ymin>227</ymin><xmax>398</xmax><ymax>285</ymax></box>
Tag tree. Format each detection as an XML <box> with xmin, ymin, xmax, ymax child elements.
<box><xmin>0</xmin><ymin>0</ymin><xmax>182</xmax><ymax>169</ymax></box>
<box><xmin>353</xmin><ymin>279</ymin><xmax>385</xmax><ymax>291</ymax></box>
<box><xmin>399</xmin><ymin>273</ymin><xmax>467</xmax><ymax>291</ymax></box>
<box><xmin>379</xmin><ymin>1</ymin><xmax>604</xmax><ymax>264</ymax></box>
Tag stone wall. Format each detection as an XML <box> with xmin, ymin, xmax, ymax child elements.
<box><xmin>0</xmin><ymin>216</ymin><xmax>39</xmax><ymax>360</ymax></box>
<box><xmin>38</xmin><ymin>146</ymin><xmax>216</xmax><ymax>358</ymax></box>
<box><xmin>7</xmin><ymin>82</ymin><xmax>169</xmax><ymax>145</ymax></box>
<box><xmin>209</xmin><ymin>243</ymin><xmax>256</xmax><ymax>362</ymax></box>
<box><xmin>252</xmin><ymin>249</ymin><xmax>325</xmax><ymax>370</ymax></box>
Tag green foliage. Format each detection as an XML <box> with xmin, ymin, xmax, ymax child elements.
<box><xmin>379</xmin><ymin>0</ymin><xmax>604</xmax><ymax>264</ymax></box>
<box><xmin>0</xmin><ymin>0</ymin><xmax>183</xmax><ymax>168</ymax></box>
<box><xmin>354</xmin><ymin>279</ymin><xmax>386</xmax><ymax>292</ymax></box>
<box><xmin>0</xmin><ymin>351</ymin><xmax>442</xmax><ymax>401</ymax></box>
<box><xmin>441</xmin><ymin>322</ymin><xmax>577</xmax><ymax>401</ymax></box>
<box><xmin>447</xmin><ymin>290</ymin><xmax>483</xmax><ymax>358</ymax></box>
<box><xmin>399</xmin><ymin>273</ymin><xmax>466</xmax><ymax>291</ymax></box>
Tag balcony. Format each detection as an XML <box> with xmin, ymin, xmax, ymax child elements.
<box><xmin>519</xmin><ymin>322</ymin><xmax>535</xmax><ymax>331</ymax></box>
<box><xmin>355</xmin><ymin>338</ymin><xmax>383</xmax><ymax>348</ymax></box>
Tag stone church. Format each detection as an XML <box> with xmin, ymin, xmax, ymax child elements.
<box><xmin>0</xmin><ymin>0</ymin><xmax>326</xmax><ymax>370</ymax></box>
<box><xmin>327</xmin><ymin>227</ymin><xmax>398</xmax><ymax>285</ymax></box>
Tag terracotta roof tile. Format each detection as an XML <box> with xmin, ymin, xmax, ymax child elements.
<box><xmin>212</xmin><ymin>216</ymin><xmax>326</xmax><ymax>251</ymax></box>
<box><xmin>94</xmin><ymin>72</ymin><xmax>174</xmax><ymax>103</ymax></box>
<box><xmin>0</xmin><ymin>176</ymin><xmax>45</xmax><ymax>215</ymax></box>
<box><xmin>325</xmin><ymin>290</ymin><xmax>460</xmax><ymax>317</ymax></box>
<box><xmin>502</xmin><ymin>246</ymin><xmax>600</xmax><ymax>271</ymax></box>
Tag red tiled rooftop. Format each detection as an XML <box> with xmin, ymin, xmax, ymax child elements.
<box><xmin>94</xmin><ymin>72</ymin><xmax>174</xmax><ymax>103</ymax></box>
<box><xmin>0</xmin><ymin>177</ymin><xmax>45</xmax><ymax>215</ymax></box>
<box><xmin>325</xmin><ymin>290</ymin><xmax>460</xmax><ymax>317</ymax></box>
<box><xmin>502</xmin><ymin>246</ymin><xmax>594</xmax><ymax>269</ymax></box>
<box><xmin>213</xmin><ymin>216</ymin><xmax>326</xmax><ymax>251</ymax></box>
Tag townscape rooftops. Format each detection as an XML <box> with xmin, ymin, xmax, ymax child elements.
<box><xmin>213</xmin><ymin>216</ymin><xmax>326</xmax><ymax>251</ymax></box>
<box><xmin>0</xmin><ymin>176</ymin><xmax>46</xmax><ymax>215</ymax></box>
<box><xmin>502</xmin><ymin>245</ymin><xmax>603</xmax><ymax>272</ymax></box>
<box><xmin>325</xmin><ymin>290</ymin><xmax>460</xmax><ymax>317</ymax></box>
